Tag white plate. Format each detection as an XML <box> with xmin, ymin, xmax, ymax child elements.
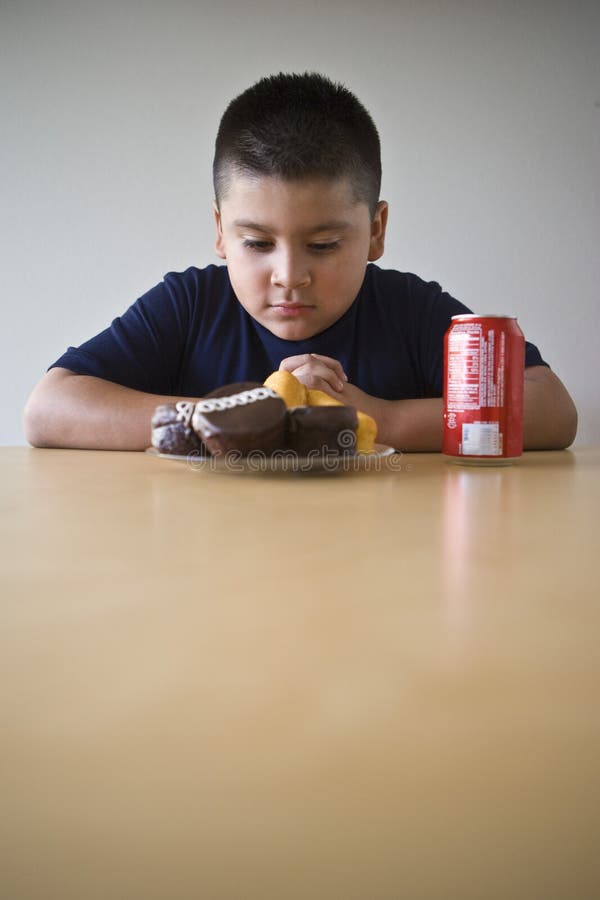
<box><xmin>146</xmin><ymin>444</ymin><xmax>398</xmax><ymax>474</ymax></box>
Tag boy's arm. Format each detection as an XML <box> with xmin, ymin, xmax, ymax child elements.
<box><xmin>344</xmin><ymin>368</ymin><xmax>577</xmax><ymax>452</ymax></box>
<box><xmin>520</xmin><ymin>365</ymin><xmax>578</xmax><ymax>450</ymax></box>
<box><xmin>279</xmin><ymin>356</ymin><xmax>578</xmax><ymax>452</ymax></box>
<box><xmin>23</xmin><ymin>368</ymin><xmax>197</xmax><ymax>451</ymax></box>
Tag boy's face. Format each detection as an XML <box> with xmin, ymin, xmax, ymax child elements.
<box><xmin>213</xmin><ymin>175</ymin><xmax>388</xmax><ymax>341</ymax></box>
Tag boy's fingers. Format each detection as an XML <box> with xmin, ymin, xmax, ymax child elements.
<box><xmin>294</xmin><ymin>374</ymin><xmax>343</xmax><ymax>398</ymax></box>
<box><xmin>306</xmin><ymin>354</ymin><xmax>348</xmax><ymax>381</ymax></box>
<box><xmin>278</xmin><ymin>355</ymin><xmax>312</xmax><ymax>373</ymax></box>
<box><xmin>279</xmin><ymin>353</ymin><xmax>348</xmax><ymax>382</ymax></box>
<box><xmin>288</xmin><ymin>361</ymin><xmax>345</xmax><ymax>394</ymax></box>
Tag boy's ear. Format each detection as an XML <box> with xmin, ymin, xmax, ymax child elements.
<box><xmin>213</xmin><ymin>200</ymin><xmax>227</xmax><ymax>259</ymax></box>
<box><xmin>368</xmin><ymin>201</ymin><xmax>388</xmax><ymax>262</ymax></box>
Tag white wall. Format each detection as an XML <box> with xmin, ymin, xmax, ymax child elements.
<box><xmin>2</xmin><ymin>0</ymin><xmax>599</xmax><ymax>445</ymax></box>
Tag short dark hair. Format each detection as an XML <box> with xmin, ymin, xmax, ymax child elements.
<box><xmin>213</xmin><ymin>72</ymin><xmax>382</xmax><ymax>218</ymax></box>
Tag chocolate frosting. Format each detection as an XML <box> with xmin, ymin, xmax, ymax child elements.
<box><xmin>151</xmin><ymin>404</ymin><xmax>207</xmax><ymax>455</ymax></box>
<box><xmin>192</xmin><ymin>382</ymin><xmax>287</xmax><ymax>457</ymax></box>
<box><xmin>286</xmin><ymin>406</ymin><xmax>358</xmax><ymax>457</ymax></box>
<box><xmin>152</xmin><ymin>383</ymin><xmax>360</xmax><ymax>460</ymax></box>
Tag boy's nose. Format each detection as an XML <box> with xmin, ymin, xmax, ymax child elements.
<box><xmin>270</xmin><ymin>253</ymin><xmax>311</xmax><ymax>290</ymax></box>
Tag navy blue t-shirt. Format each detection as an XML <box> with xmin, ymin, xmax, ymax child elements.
<box><xmin>49</xmin><ymin>263</ymin><xmax>547</xmax><ymax>399</ymax></box>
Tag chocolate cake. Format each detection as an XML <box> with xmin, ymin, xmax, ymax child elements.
<box><xmin>191</xmin><ymin>382</ymin><xmax>287</xmax><ymax>457</ymax></box>
<box><xmin>151</xmin><ymin>402</ymin><xmax>207</xmax><ymax>456</ymax></box>
<box><xmin>285</xmin><ymin>405</ymin><xmax>358</xmax><ymax>457</ymax></box>
<box><xmin>151</xmin><ymin>377</ymin><xmax>369</xmax><ymax>462</ymax></box>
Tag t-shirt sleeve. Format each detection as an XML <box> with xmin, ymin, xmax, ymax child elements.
<box><xmin>413</xmin><ymin>278</ymin><xmax>549</xmax><ymax>397</ymax></box>
<box><xmin>524</xmin><ymin>341</ymin><xmax>548</xmax><ymax>368</ymax></box>
<box><xmin>48</xmin><ymin>271</ymin><xmax>196</xmax><ymax>394</ymax></box>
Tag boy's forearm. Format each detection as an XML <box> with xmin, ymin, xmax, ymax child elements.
<box><xmin>340</xmin><ymin>367</ymin><xmax>578</xmax><ymax>452</ymax></box>
<box><xmin>521</xmin><ymin>366</ymin><xmax>577</xmax><ymax>450</ymax></box>
<box><xmin>333</xmin><ymin>383</ymin><xmax>443</xmax><ymax>451</ymax></box>
<box><xmin>376</xmin><ymin>397</ymin><xmax>444</xmax><ymax>451</ymax></box>
<box><xmin>23</xmin><ymin>370</ymin><xmax>192</xmax><ymax>451</ymax></box>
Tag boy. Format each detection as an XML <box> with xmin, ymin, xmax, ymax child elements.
<box><xmin>23</xmin><ymin>73</ymin><xmax>577</xmax><ymax>452</ymax></box>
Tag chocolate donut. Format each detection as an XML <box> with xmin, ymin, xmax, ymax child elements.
<box><xmin>191</xmin><ymin>382</ymin><xmax>287</xmax><ymax>457</ymax></box>
<box><xmin>285</xmin><ymin>405</ymin><xmax>358</xmax><ymax>457</ymax></box>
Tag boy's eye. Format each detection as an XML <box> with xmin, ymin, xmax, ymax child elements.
<box><xmin>242</xmin><ymin>239</ymin><xmax>273</xmax><ymax>252</ymax></box>
<box><xmin>241</xmin><ymin>238</ymin><xmax>341</xmax><ymax>253</ymax></box>
<box><xmin>309</xmin><ymin>241</ymin><xmax>340</xmax><ymax>253</ymax></box>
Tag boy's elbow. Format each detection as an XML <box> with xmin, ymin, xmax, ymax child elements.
<box><xmin>23</xmin><ymin>395</ymin><xmax>50</xmax><ymax>447</ymax></box>
<box><xmin>549</xmin><ymin>378</ymin><xmax>578</xmax><ymax>449</ymax></box>
<box><xmin>555</xmin><ymin>401</ymin><xmax>578</xmax><ymax>450</ymax></box>
<box><xmin>523</xmin><ymin>367</ymin><xmax>578</xmax><ymax>450</ymax></box>
<box><xmin>23</xmin><ymin>368</ymin><xmax>78</xmax><ymax>448</ymax></box>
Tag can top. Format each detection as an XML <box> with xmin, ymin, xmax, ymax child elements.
<box><xmin>451</xmin><ymin>314</ymin><xmax>517</xmax><ymax>321</ymax></box>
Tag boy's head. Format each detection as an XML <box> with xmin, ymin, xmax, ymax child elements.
<box><xmin>212</xmin><ymin>73</ymin><xmax>388</xmax><ymax>341</ymax></box>
<box><xmin>213</xmin><ymin>72</ymin><xmax>381</xmax><ymax>219</ymax></box>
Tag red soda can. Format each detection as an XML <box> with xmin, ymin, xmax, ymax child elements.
<box><xmin>443</xmin><ymin>315</ymin><xmax>525</xmax><ymax>465</ymax></box>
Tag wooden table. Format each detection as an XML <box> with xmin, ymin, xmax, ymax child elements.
<box><xmin>2</xmin><ymin>446</ymin><xmax>599</xmax><ymax>899</ymax></box>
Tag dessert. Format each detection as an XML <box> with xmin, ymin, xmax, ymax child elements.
<box><xmin>151</xmin><ymin>402</ymin><xmax>207</xmax><ymax>456</ymax></box>
<box><xmin>297</xmin><ymin>384</ymin><xmax>377</xmax><ymax>453</ymax></box>
<box><xmin>263</xmin><ymin>370</ymin><xmax>308</xmax><ymax>407</ymax></box>
<box><xmin>286</xmin><ymin>405</ymin><xmax>358</xmax><ymax>457</ymax></box>
<box><xmin>355</xmin><ymin>411</ymin><xmax>378</xmax><ymax>454</ymax></box>
<box><xmin>305</xmin><ymin>388</ymin><xmax>343</xmax><ymax>407</ymax></box>
<box><xmin>191</xmin><ymin>382</ymin><xmax>287</xmax><ymax>457</ymax></box>
<box><xmin>151</xmin><ymin>373</ymin><xmax>380</xmax><ymax>460</ymax></box>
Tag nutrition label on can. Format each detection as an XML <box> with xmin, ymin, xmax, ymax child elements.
<box><xmin>461</xmin><ymin>422</ymin><xmax>501</xmax><ymax>455</ymax></box>
<box><xmin>447</xmin><ymin>323</ymin><xmax>505</xmax><ymax>411</ymax></box>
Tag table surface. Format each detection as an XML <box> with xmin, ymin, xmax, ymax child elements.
<box><xmin>2</xmin><ymin>445</ymin><xmax>599</xmax><ymax>899</ymax></box>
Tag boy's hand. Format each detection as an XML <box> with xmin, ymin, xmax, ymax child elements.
<box><xmin>276</xmin><ymin>356</ymin><xmax>447</xmax><ymax>450</ymax></box>
<box><xmin>278</xmin><ymin>353</ymin><xmax>386</xmax><ymax>430</ymax></box>
<box><xmin>278</xmin><ymin>353</ymin><xmax>348</xmax><ymax>395</ymax></box>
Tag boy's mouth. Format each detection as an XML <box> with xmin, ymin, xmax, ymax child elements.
<box><xmin>270</xmin><ymin>303</ymin><xmax>315</xmax><ymax>318</ymax></box>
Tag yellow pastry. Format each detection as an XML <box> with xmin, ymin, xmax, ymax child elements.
<box><xmin>356</xmin><ymin>410</ymin><xmax>378</xmax><ymax>454</ymax></box>
<box><xmin>306</xmin><ymin>388</ymin><xmax>344</xmax><ymax>407</ymax></box>
<box><xmin>265</xmin><ymin>372</ymin><xmax>377</xmax><ymax>454</ymax></box>
<box><xmin>263</xmin><ymin>370</ymin><xmax>308</xmax><ymax>408</ymax></box>
<box><xmin>307</xmin><ymin>388</ymin><xmax>377</xmax><ymax>453</ymax></box>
